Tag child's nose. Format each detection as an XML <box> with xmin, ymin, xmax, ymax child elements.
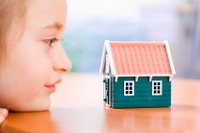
<box><xmin>52</xmin><ymin>45</ymin><xmax>72</xmax><ymax>73</ymax></box>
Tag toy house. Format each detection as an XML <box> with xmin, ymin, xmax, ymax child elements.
<box><xmin>99</xmin><ymin>40</ymin><xmax>176</xmax><ymax>108</ymax></box>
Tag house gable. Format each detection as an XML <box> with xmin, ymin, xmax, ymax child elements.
<box><xmin>100</xmin><ymin>40</ymin><xmax>116</xmax><ymax>74</ymax></box>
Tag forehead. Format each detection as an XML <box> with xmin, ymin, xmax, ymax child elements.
<box><xmin>26</xmin><ymin>0</ymin><xmax>67</xmax><ymax>29</ymax></box>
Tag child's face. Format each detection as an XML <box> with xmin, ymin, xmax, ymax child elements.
<box><xmin>0</xmin><ymin>0</ymin><xmax>71</xmax><ymax>111</ymax></box>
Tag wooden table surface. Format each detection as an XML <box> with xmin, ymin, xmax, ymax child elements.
<box><xmin>1</xmin><ymin>73</ymin><xmax>200</xmax><ymax>133</ymax></box>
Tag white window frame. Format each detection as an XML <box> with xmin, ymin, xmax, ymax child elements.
<box><xmin>152</xmin><ymin>81</ymin><xmax>162</xmax><ymax>96</ymax></box>
<box><xmin>105</xmin><ymin>54</ymin><xmax>110</xmax><ymax>73</ymax></box>
<box><xmin>124</xmin><ymin>81</ymin><xmax>134</xmax><ymax>96</ymax></box>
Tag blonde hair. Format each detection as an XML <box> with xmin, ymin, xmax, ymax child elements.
<box><xmin>0</xmin><ymin>0</ymin><xmax>27</xmax><ymax>64</ymax></box>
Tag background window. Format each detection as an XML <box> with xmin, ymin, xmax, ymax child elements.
<box><xmin>124</xmin><ymin>81</ymin><xmax>134</xmax><ymax>96</ymax></box>
<box><xmin>152</xmin><ymin>81</ymin><xmax>162</xmax><ymax>95</ymax></box>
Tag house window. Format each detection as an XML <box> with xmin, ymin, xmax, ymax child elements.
<box><xmin>124</xmin><ymin>81</ymin><xmax>134</xmax><ymax>96</ymax></box>
<box><xmin>152</xmin><ymin>81</ymin><xmax>162</xmax><ymax>95</ymax></box>
<box><xmin>105</xmin><ymin>54</ymin><xmax>110</xmax><ymax>73</ymax></box>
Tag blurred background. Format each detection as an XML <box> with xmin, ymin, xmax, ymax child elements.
<box><xmin>63</xmin><ymin>0</ymin><xmax>200</xmax><ymax>79</ymax></box>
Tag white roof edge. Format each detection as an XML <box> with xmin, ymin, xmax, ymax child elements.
<box><xmin>163</xmin><ymin>41</ymin><xmax>176</xmax><ymax>75</ymax></box>
<box><xmin>109</xmin><ymin>41</ymin><xmax>165</xmax><ymax>43</ymax></box>
<box><xmin>99</xmin><ymin>40</ymin><xmax>107</xmax><ymax>73</ymax></box>
<box><xmin>113</xmin><ymin>74</ymin><xmax>174</xmax><ymax>77</ymax></box>
<box><xmin>106</xmin><ymin>40</ymin><xmax>116</xmax><ymax>74</ymax></box>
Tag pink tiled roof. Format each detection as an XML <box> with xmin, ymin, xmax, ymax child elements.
<box><xmin>110</xmin><ymin>42</ymin><xmax>172</xmax><ymax>75</ymax></box>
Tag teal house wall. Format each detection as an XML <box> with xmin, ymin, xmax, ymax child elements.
<box><xmin>111</xmin><ymin>76</ymin><xmax>171</xmax><ymax>108</ymax></box>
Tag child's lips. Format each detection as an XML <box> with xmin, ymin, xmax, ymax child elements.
<box><xmin>44</xmin><ymin>85</ymin><xmax>56</xmax><ymax>93</ymax></box>
<box><xmin>45</xmin><ymin>79</ymin><xmax>62</xmax><ymax>93</ymax></box>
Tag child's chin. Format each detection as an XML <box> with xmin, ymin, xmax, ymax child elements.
<box><xmin>9</xmin><ymin>101</ymin><xmax>51</xmax><ymax>112</ymax></box>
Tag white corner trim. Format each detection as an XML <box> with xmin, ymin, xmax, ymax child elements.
<box><xmin>169</xmin><ymin>75</ymin><xmax>174</xmax><ymax>81</ymax></box>
<box><xmin>149</xmin><ymin>76</ymin><xmax>153</xmax><ymax>82</ymax></box>
<box><xmin>135</xmin><ymin>76</ymin><xmax>139</xmax><ymax>82</ymax></box>
<box><xmin>164</xmin><ymin>41</ymin><xmax>176</xmax><ymax>75</ymax></box>
<box><xmin>115</xmin><ymin>76</ymin><xmax>118</xmax><ymax>82</ymax></box>
<box><xmin>99</xmin><ymin>41</ymin><xmax>107</xmax><ymax>73</ymax></box>
<box><xmin>105</xmin><ymin>40</ymin><xmax>116</xmax><ymax>74</ymax></box>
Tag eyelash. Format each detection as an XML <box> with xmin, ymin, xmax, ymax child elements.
<box><xmin>44</xmin><ymin>38</ymin><xmax>60</xmax><ymax>47</ymax></box>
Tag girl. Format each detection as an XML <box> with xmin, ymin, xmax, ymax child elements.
<box><xmin>0</xmin><ymin>0</ymin><xmax>72</xmax><ymax>123</ymax></box>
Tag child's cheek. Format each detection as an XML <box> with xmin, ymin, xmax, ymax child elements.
<box><xmin>22</xmin><ymin>59</ymin><xmax>52</xmax><ymax>93</ymax></box>
<box><xmin>1</xmin><ymin>49</ymin><xmax>53</xmax><ymax>111</ymax></box>
<box><xmin>10</xmin><ymin>60</ymin><xmax>52</xmax><ymax>111</ymax></box>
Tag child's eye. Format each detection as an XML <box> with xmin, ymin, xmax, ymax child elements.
<box><xmin>44</xmin><ymin>38</ymin><xmax>59</xmax><ymax>47</ymax></box>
